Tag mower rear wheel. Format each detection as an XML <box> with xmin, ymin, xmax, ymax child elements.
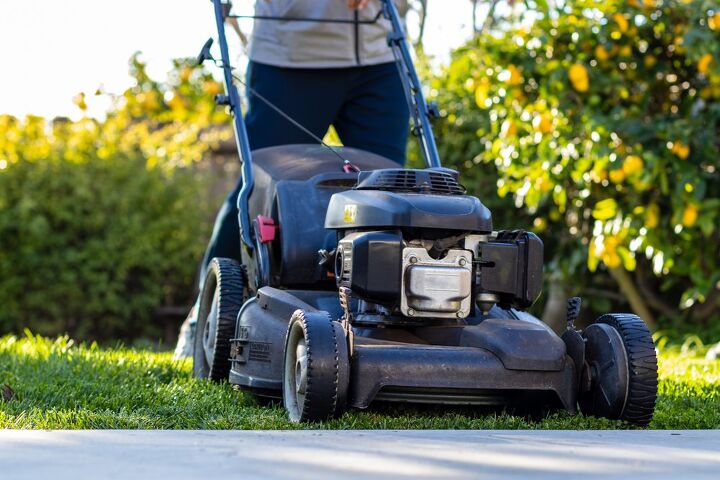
<box><xmin>193</xmin><ymin>257</ymin><xmax>246</xmax><ymax>381</ymax></box>
<box><xmin>579</xmin><ymin>313</ymin><xmax>658</xmax><ymax>426</ymax></box>
<box><xmin>283</xmin><ymin>310</ymin><xmax>349</xmax><ymax>423</ymax></box>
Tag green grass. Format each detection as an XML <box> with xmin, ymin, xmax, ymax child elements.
<box><xmin>0</xmin><ymin>332</ymin><xmax>718</xmax><ymax>429</ymax></box>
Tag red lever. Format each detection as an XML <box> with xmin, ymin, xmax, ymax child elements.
<box><xmin>343</xmin><ymin>161</ymin><xmax>360</xmax><ymax>173</ymax></box>
<box><xmin>256</xmin><ymin>215</ymin><xmax>278</xmax><ymax>243</ymax></box>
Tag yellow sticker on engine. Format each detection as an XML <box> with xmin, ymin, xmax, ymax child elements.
<box><xmin>343</xmin><ymin>204</ymin><xmax>357</xmax><ymax>223</ymax></box>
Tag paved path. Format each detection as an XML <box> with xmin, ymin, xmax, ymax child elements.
<box><xmin>2</xmin><ymin>430</ymin><xmax>719</xmax><ymax>479</ymax></box>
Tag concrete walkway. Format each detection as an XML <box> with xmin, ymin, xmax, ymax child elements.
<box><xmin>2</xmin><ymin>430</ymin><xmax>719</xmax><ymax>479</ymax></box>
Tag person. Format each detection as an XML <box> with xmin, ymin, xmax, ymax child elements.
<box><xmin>174</xmin><ymin>0</ymin><xmax>410</xmax><ymax>357</ymax></box>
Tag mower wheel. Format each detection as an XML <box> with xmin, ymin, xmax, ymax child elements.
<box><xmin>283</xmin><ymin>310</ymin><xmax>349</xmax><ymax>423</ymax></box>
<box><xmin>193</xmin><ymin>257</ymin><xmax>246</xmax><ymax>381</ymax></box>
<box><xmin>579</xmin><ymin>313</ymin><xmax>658</xmax><ymax>426</ymax></box>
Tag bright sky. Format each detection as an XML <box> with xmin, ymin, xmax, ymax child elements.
<box><xmin>0</xmin><ymin>1</ymin><xmax>477</xmax><ymax>120</ymax></box>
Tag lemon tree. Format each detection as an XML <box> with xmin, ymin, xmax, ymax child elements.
<box><xmin>430</xmin><ymin>0</ymin><xmax>719</xmax><ymax>329</ymax></box>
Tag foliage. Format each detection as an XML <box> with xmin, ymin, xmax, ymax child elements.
<box><xmin>0</xmin><ymin>332</ymin><xmax>717</xmax><ymax>429</ymax></box>
<box><xmin>429</xmin><ymin>0</ymin><xmax>720</xmax><ymax>326</ymax></box>
<box><xmin>0</xmin><ymin>55</ymin><xmax>230</xmax><ymax>340</ymax></box>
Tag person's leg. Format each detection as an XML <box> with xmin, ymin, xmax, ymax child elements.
<box><xmin>199</xmin><ymin>62</ymin><xmax>348</xmax><ymax>284</ymax></box>
<box><xmin>197</xmin><ymin>189</ymin><xmax>242</xmax><ymax>287</ymax></box>
<box><xmin>244</xmin><ymin>62</ymin><xmax>348</xmax><ymax>148</ymax></box>
<box><xmin>333</xmin><ymin>62</ymin><xmax>410</xmax><ymax>165</ymax></box>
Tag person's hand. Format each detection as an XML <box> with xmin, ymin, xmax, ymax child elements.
<box><xmin>347</xmin><ymin>0</ymin><xmax>371</xmax><ymax>9</ymax></box>
<box><xmin>262</xmin><ymin>0</ymin><xmax>369</xmax><ymax>9</ymax></box>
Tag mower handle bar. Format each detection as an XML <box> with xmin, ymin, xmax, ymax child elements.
<box><xmin>209</xmin><ymin>0</ymin><xmax>443</xmax><ymax>252</ymax></box>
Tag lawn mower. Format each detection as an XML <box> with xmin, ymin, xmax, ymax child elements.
<box><xmin>194</xmin><ymin>0</ymin><xmax>658</xmax><ymax>425</ymax></box>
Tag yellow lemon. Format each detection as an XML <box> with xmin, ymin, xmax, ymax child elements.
<box><xmin>180</xmin><ymin>66</ymin><xmax>192</xmax><ymax>82</ymax></box>
<box><xmin>698</xmin><ymin>53</ymin><xmax>713</xmax><ymax>75</ymax></box>
<box><xmin>609</xmin><ymin>169</ymin><xmax>626</xmax><ymax>184</ymax></box>
<box><xmin>604</xmin><ymin>235</ymin><xmax>619</xmax><ymax>251</ymax></box>
<box><xmin>141</xmin><ymin>90</ymin><xmax>160</xmax><ymax>110</ymax></box>
<box><xmin>646</xmin><ymin>203</ymin><xmax>660</xmax><ymax>228</ymax></box>
<box><xmin>671</xmin><ymin>141</ymin><xmax>690</xmax><ymax>160</ymax></box>
<box><xmin>681</xmin><ymin>204</ymin><xmax>698</xmax><ymax>227</ymax></box>
<box><xmin>622</xmin><ymin>155</ymin><xmax>644</xmax><ymax>176</ymax></box>
<box><xmin>533</xmin><ymin>217</ymin><xmax>547</xmax><ymax>232</ymax></box>
<box><xmin>595</xmin><ymin>45</ymin><xmax>610</xmax><ymax>61</ymax></box>
<box><xmin>592</xmin><ymin>169</ymin><xmax>608</xmax><ymax>183</ymax></box>
<box><xmin>709</xmin><ymin>12</ymin><xmax>720</xmax><ymax>31</ymax></box>
<box><xmin>643</xmin><ymin>0</ymin><xmax>654</xmax><ymax>8</ymax></box>
<box><xmin>168</xmin><ymin>94</ymin><xmax>185</xmax><ymax>111</ymax></box>
<box><xmin>533</xmin><ymin>113</ymin><xmax>553</xmax><ymax>134</ymax></box>
<box><xmin>603</xmin><ymin>253</ymin><xmax>622</xmax><ymax>268</ymax></box>
<box><xmin>536</xmin><ymin>176</ymin><xmax>552</xmax><ymax>192</ymax></box>
<box><xmin>569</xmin><ymin>63</ymin><xmax>589</xmax><ymax>92</ymax></box>
<box><xmin>203</xmin><ymin>81</ymin><xmax>222</xmax><ymax>96</ymax></box>
<box><xmin>72</xmin><ymin>92</ymin><xmax>87</xmax><ymax>111</ymax></box>
<box><xmin>700</xmin><ymin>86</ymin><xmax>714</xmax><ymax>99</ymax></box>
<box><xmin>601</xmin><ymin>236</ymin><xmax>622</xmax><ymax>268</ymax></box>
<box><xmin>507</xmin><ymin>65</ymin><xmax>523</xmax><ymax>86</ymax></box>
<box><xmin>474</xmin><ymin>78</ymin><xmax>491</xmax><ymax>108</ymax></box>
<box><xmin>511</xmin><ymin>88</ymin><xmax>525</xmax><ymax>101</ymax></box>
<box><xmin>613</xmin><ymin>13</ymin><xmax>629</xmax><ymax>33</ymax></box>
<box><xmin>500</xmin><ymin>119</ymin><xmax>518</xmax><ymax>138</ymax></box>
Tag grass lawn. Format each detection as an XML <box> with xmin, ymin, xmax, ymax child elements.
<box><xmin>0</xmin><ymin>332</ymin><xmax>718</xmax><ymax>429</ymax></box>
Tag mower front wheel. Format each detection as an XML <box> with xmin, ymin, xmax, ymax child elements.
<box><xmin>193</xmin><ymin>257</ymin><xmax>246</xmax><ymax>381</ymax></box>
<box><xmin>579</xmin><ymin>313</ymin><xmax>658</xmax><ymax>426</ymax></box>
<box><xmin>283</xmin><ymin>310</ymin><xmax>349</xmax><ymax>423</ymax></box>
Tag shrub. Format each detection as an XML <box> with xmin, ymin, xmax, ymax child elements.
<box><xmin>0</xmin><ymin>56</ymin><xmax>230</xmax><ymax>341</ymax></box>
<box><xmin>0</xmin><ymin>117</ymin><xmax>213</xmax><ymax>340</ymax></box>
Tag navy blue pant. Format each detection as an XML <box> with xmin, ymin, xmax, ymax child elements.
<box><xmin>199</xmin><ymin>61</ymin><xmax>409</xmax><ymax>285</ymax></box>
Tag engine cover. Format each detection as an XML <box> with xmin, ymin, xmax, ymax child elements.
<box><xmin>325</xmin><ymin>190</ymin><xmax>492</xmax><ymax>232</ymax></box>
<box><xmin>400</xmin><ymin>247</ymin><xmax>473</xmax><ymax>319</ymax></box>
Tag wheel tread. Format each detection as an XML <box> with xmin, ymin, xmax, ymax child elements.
<box><xmin>286</xmin><ymin>311</ymin><xmax>346</xmax><ymax>423</ymax></box>
<box><xmin>598</xmin><ymin>313</ymin><xmax>658</xmax><ymax>426</ymax></box>
<box><xmin>193</xmin><ymin>257</ymin><xmax>246</xmax><ymax>381</ymax></box>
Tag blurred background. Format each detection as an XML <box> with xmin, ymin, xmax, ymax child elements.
<box><xmin>0</xmin><ymin>0</ymin><xmax>718</xmax><ymax>347</ymax></box>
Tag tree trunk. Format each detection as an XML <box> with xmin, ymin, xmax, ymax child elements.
<box><xmin>472</xmin><ymin>0</ymin><xmax>478</xmax><ymax>33</ymax></box>
<box><xmin>482</xmin><ymin>0</ymin><xmax>500</xmax><ymax>31</ymax></box>
<box><xmin>609</xmin><ymin>267</ymin><xmax>657</xmax><ymax>330</ymax></box>
<box><xmin>416</xmin><ymin>0</ymin><xmax>428</xmax><ymax>47</ymax></box>
<box><xmin>541</xmin><ymin>277</ymin><xmax>570</xmax><ymax>335</ymax></box>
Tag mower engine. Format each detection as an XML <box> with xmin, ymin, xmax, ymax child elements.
<box><xmin>326</xmin><ymin>168</ymin><xmax>544</xmax><ymax>324</ymax></box>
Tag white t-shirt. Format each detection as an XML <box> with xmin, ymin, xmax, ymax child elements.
<box><xmin>249</xmin><ymin>0</ymin><xmax>408</xmax><ymax>68</ymax></box>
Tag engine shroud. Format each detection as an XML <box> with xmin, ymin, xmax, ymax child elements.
<box><xmin>325</xmin><ymin>169</ymin><xmax>492</xmax><ymax>232</ymax></box>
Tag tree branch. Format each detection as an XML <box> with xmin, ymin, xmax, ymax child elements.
<box><xmin>579</xmin><ymin>287</ymin><xmax>627</xmax><ymax>304</ymax></box>
<box><xmin>634</xmin><ymin>263</ymin><xmax>682</xmax><ymax>323</ymax></box>
<box><xmin>690</xmin><ymin>287</ymin><xmax>720</xmax><ymax>321</ymax></box>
